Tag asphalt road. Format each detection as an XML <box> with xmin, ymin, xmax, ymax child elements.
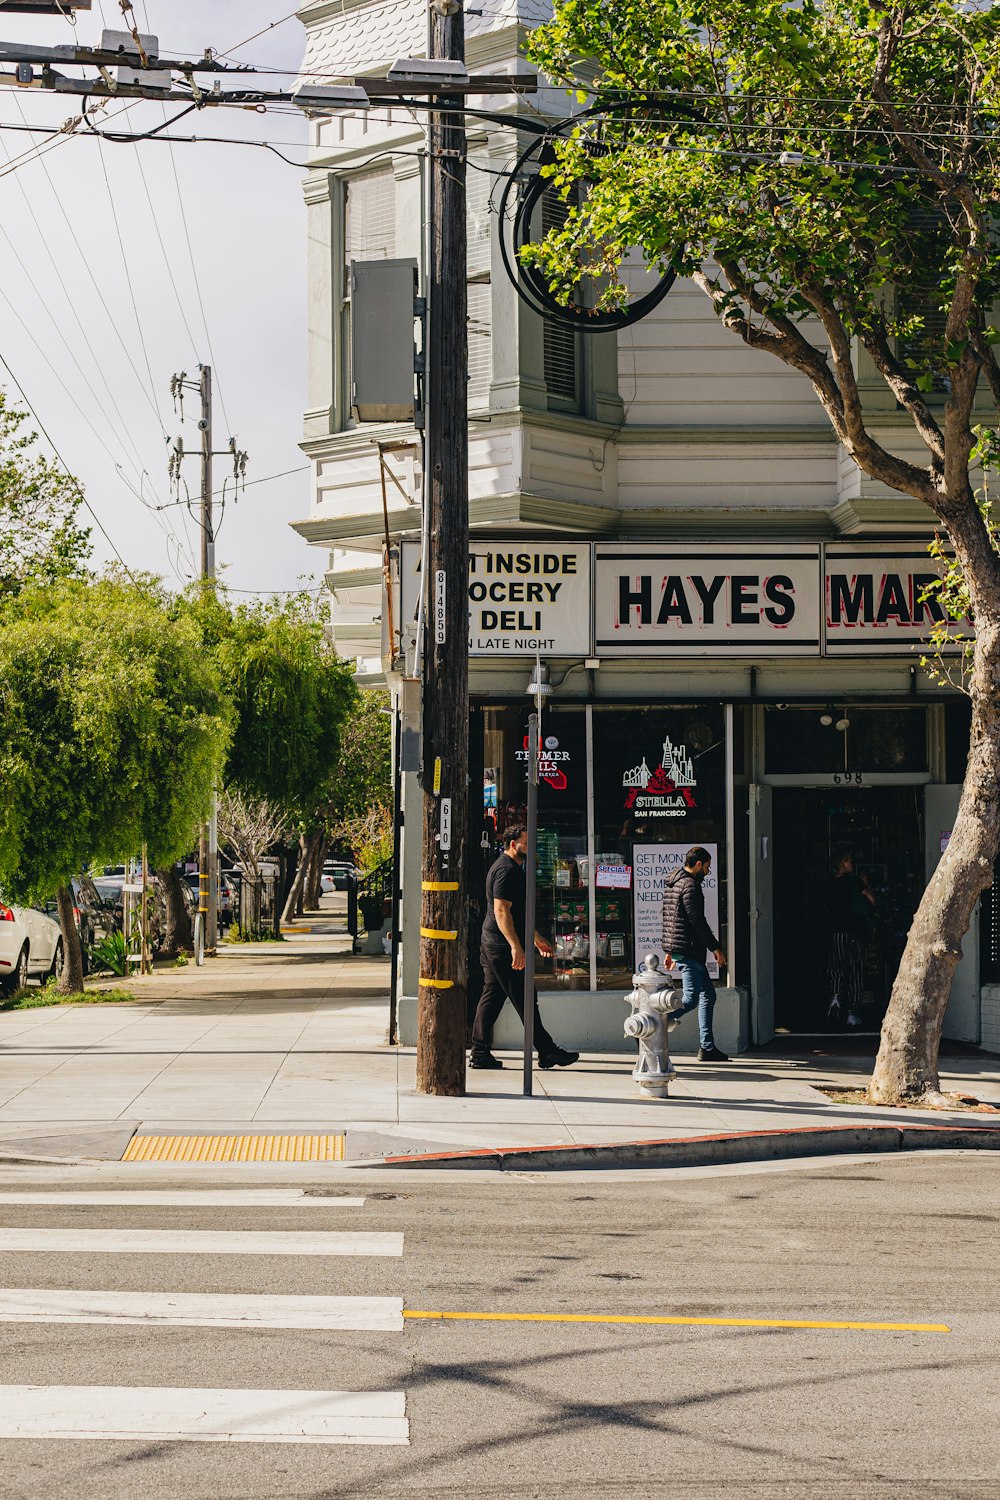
<box><xmin>0</xmin><ymin>1152</ymin><xmax>995</xmax><ymax>1499</ymax></box>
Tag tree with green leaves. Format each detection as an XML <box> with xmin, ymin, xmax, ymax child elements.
<box><xmin>205</xmin><ymin>593</ymin><xmax>359</xmax><ymax>923</ymax></box>
<box><xmin>0</xmin><ymin>392</ymin><xmax>90</xmax><ymax>600</ymax></box>
<box><xmin>0</xmin><ymin>576</ymin><xmax>231</xmax><ymax>989</ymax></box>
<box><xmin>525</xmin><ymin>0</ymin><xmax>1000</xmax><ymax>1102</ymax></box>
<box><xmin>325</xmin><ymin>690</ymin><xmax>393</xmax><ymax>852</ymax></box>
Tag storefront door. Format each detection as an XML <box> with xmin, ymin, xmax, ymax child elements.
<box><xmin>768</xmin><ymin>786</ymin><xmax>924</xmax><ymax>1033</ymax></box>
<box><xmin>750</xmin><ymin>784</ymin><xmax>774</xmax><ymax>1042</ymax></box>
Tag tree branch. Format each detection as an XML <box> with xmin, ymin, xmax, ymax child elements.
<box><xmin>854</xmin><ymin>318</ymin><xmax>946</xmax><ymax>466</ymax></box>
<box><xmin>694</xmin><ymin>264</ymin><xmax>939</xmax><ymax>502</ymax></box>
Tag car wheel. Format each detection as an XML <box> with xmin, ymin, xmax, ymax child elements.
<box><xmin>5</xmin><ymin>945</ymin><xmax>28</xmax><ymax>995</ymax></box>
<box><xmin>48</xmin><ymin>940</ymin><xmax>64</xmax><ymax>983</ymax></box>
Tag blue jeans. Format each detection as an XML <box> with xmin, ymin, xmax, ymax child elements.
<box><xmin>670</xmin><ymin>955</ymin><xmax>716</xmax><ymax>1050</ymax></box>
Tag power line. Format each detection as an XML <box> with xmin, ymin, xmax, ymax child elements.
<box><xmin>162</xmin><ymin>131</ymin><xmax>232</xmax><ymax>438</ymax></box>
<box><xmin>0</xmin><ymin>130</ymin><xmax>156</xmax><ymax>481</ymax></box>
<box><xmin>94</xmin><ymin>131</ymin><xmax>169</xmax><ymax>436</ymax></box>
<box><xmin>0</xmin><ymin>345</ymin><xmax>140</xmax><ymax>585</ymax></box>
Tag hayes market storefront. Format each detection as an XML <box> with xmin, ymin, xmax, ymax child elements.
<box><xmin>394</xmin><ymin>539</ymin><xmax>995</xmax><ymax>1055</ymax></box>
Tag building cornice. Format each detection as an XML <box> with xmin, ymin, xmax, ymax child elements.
<box><xmin>618</xmin><ymin>423</ymin><xmax>835</xmax><ymax>446</ymax></box>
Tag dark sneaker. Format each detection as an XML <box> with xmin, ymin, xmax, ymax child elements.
<box><xmin>538</xmin><ymin>1047</ymin><xmax>580</xmax><ymax>1069</ymax></box>
<box><xmin>696</xmin><ymin>1046</ymin><xmax>730</xmax><ymax>1062</ymax></box>
<box><xmin>469</xmin><ymin>1051</ymin><xmax>503</xmax><ymax>1070</ymax></box>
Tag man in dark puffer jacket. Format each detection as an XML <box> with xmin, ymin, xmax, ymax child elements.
<box><xmin>661</xmin><ymin>846</ymin><xmax>730</xmax><ymax>1062</ymax></box>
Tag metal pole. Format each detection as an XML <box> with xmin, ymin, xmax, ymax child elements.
<box><xmin>140</xmin><ymin>843</ymin><xmax>150</xmax><ymax>976</ymax></box>
<box><xmin>725</xmin><ymin>701</ymin><xmax>736</xmax><ymax>984</ymax></box>
<box><xmin>389</xmin><ymin>707</ymin><xmax>404</xmax><ymax>1045</ymax></box>
<box><xmin>523</xmin><ymin>710</ymin><xmax>539</xmax><ymax>1097</ymax></box>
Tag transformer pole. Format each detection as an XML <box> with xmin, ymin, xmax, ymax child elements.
<box><xmin>199</xmin><ymin>364</ymin><xmax>219</xmax><ymax>955</ymax></box>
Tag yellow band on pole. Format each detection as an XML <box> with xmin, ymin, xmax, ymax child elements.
<box><xmin>419</xmin><ymin>977</ymin><xmax>454</xmax><ymax>989</ymax></box>
<box><xmin>421</xmin><ymin>927</ymin><xmax>458</xmax><ymax>941</ymax></box>
<box><xmin>423</xmin><ymin>881</ymin><xmax>459</xmax><ymax>891</ymax></box>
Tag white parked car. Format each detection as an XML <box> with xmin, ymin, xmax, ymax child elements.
<box><xmin>0</xmin><ymin>899</ymin><xmax>64</xmax><ymax>994</ymax></box>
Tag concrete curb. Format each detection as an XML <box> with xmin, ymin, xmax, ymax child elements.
<box><xmin>381</xmin><ymin>1123</ymin><xmax>1000</xmax><ymax>1172</ymax></box>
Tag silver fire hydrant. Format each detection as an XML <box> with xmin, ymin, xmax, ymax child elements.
<box><xmin>623</xmin><ymin>954</ymin><xmax>682</xmax><ymax>1098</ymax></box>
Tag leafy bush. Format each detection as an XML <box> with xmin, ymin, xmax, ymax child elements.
<box><xmin>86</xmin><ymin>929</ymin><xmax>130</xmax><ymax>977</ymax></box>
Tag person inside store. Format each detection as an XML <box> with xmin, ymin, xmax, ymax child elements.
<box><xmin>661</xmin><ymin>846</ymin><xmax>730</xmax><ymax>1063</ymax></box>
<box><xmin>825</xmin><ymin>848</ymin><xmax>878</xmax><ymax>1028</ymax></box>
<box><xmin>471</xmin><ymin>823</ymin><xmax>581</xmax><ymax>1072</ymax></box>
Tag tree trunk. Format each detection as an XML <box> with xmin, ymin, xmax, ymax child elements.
<box><xmin>870</xmin><ymin>622</ymin><xmax>1000</xmax><ymax>1103</ymax></box>
<box><xmin>305</xmin><ymin>836</ymin><xmax>328</xmax><ymax>911</ymax></box>
<box><xmin>281</xmin><ymin>832</ymin><xmax>321</xmax><ymax>926</ymax></box>
<box><xmin>157</xmin><ymin>866</ymin><xmax>193</xmax><ymax>955</ymax></box>
<box><xmin>55</xmin><ymin>884</ymin><xmax>85</xmax><ymax>995</ymax></box>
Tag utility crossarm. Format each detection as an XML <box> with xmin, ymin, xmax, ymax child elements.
<box><xmin>0</xmin><ymin>70</ymin><xmax>536</xmax><ymax>106</ymax></box>
<box><xmin>2</xmin><ymin>2</ymin><xmax>91</xmax><ymax>11</ymax></box>
<box><xmin>0</xmin><ymin>42</ymin><xmax>260</xmax><ymax>73</ymax></box>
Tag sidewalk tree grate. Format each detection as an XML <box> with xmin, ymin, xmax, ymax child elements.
<box><xmin>122</xmin><ymin>1134</ymin><xmax>346</xmax><ymax>1163</ymax></box>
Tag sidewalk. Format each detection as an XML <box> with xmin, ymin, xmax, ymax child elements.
<box><xmin>0</xmin><ymin>910</ymin><xmax>997</xmax><ymax>1164</ymax></box>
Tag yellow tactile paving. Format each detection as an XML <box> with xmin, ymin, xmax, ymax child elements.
<box><xmin>122</xmin><ymin>1133</ymin><xmax>346</xmax><ymax>1163</ymax></box>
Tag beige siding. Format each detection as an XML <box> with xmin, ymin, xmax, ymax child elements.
<box><xmin>618</xmin><ymin>439</ymin><xmax>837</xmax><ymax>513</ymax></box>
<box><xmin>620</xmin><ymin>280</ymin><xmax>827</xmax><ymax>427</ymax></box>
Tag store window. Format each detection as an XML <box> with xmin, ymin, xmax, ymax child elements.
<box><xmin>481</xmin><ymin>706</ymin><xmax>589</xmax><ymax>990</ymax></box>
<box><xmin>764</xmin><ymin>707</ymin><xmax>928</xmax><ymax>776</ymax></box>
<box><xmin>479</xmin><ymin>703</ymin><xmax>729</xmax><ymax>993</ymax></box>
<box><xmin>593</xmin><ymin>706</ymin><xmax>727</xmax><ymax>991</ymax></box>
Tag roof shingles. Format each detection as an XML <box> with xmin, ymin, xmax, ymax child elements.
<box><xmin>301</xmin><ymin>0</ymin><xmax>552</xmax><ymax>80</ymax></box>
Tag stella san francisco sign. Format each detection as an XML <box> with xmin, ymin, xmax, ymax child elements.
<box><xmin>398</xmin><ymin>539</ymin><xmax>959</xmax><ymax>657</ymax></box>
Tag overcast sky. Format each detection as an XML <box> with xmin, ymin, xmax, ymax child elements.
<box><xmin>0</xmin><ymin>2</ymin><xmax>314</xmax><ymax>597</ymax></box>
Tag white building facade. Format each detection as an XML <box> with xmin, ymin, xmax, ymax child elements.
<box><xmin>294</xmin><ymin>0</ymin><xmax>1000</xmax><ymax>1054</ymax></box>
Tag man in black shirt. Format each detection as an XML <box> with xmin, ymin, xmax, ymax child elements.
<box><xmin>471</xmin><ymin>823</ymin><xmax>580</xmax><ymax>1071</ymax></box>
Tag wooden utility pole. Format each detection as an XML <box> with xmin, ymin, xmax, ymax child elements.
<box><xmin>416</xmin><ymin>0</ymin><xmax>469</xmax><ymax>1095</ymax></box>
<box><xmin>198</xmin><ymin>364</ymin><xmax>219</xmax><ymax>957</ymax></box>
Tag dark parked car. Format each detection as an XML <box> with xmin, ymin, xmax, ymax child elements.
<box><xmin>183</xmin><ymin>872</ymin><xmax>235</xmax><ymax>928</ymax></box>
<box><xmin>44</xmin><ymin>875</ymin><xmax>119</xmax><ymax>975</ymax></box>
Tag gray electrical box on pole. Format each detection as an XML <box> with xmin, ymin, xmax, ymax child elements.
<box><xmin>350</xmin><ymin>258</ymin><xmax>419</xmax><ymax>421</ymax></box>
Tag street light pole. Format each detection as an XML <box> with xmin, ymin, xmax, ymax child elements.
<box><xmin>522</xmin><ymin>708</ymin><xmax>539</xmax><ymax>1098</ymax></box>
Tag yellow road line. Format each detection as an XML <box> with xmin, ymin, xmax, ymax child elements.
<box><xmin>403</xmin><ymin>1310</ymin><xmax>949</xmax><ymax>1333</ymax></box>
<box><xmin>123</xmin><ymin>1134</ymin><xmax>345</xmax><ymax>1163</ymax></box>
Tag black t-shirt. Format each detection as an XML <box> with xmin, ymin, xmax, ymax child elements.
<box><xmin>827</xmin><ymin>872</ymin><xmax>868</xmax><ymax>937</ymax></box>
<box><xmin>480</xmin><ymin>852</ymin><xmax>526</xmax><ymax>954</ymax></box>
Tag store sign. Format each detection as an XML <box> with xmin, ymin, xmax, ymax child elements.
<box><xmin>399</xmin><ymin>540</ymin><xmax>591</xmax><ymax>656</ymax></box>
<box><xmin>633</xmin><ymin>843</ymin><xmax>720</xmax><ymax>979</ymax></box>
<box><xmin>515</xmin><ymin>733</ymin><xmax>570</xmax><ymax>790</ymax></box>
<box><xmin>596</xmin><ymin>864</ymin><xmax>632</xmax><ymax>889</ymax></box>
<box><xmin>824</xmin><ymin>545</ymin><xmax>962</xmax><ymax>655</ymax></box>
<box><xmin>594</xmin><ymin>545</ymin><xmax>821</xmax><ymax>656</ymax></box>
<box><xmin>623</xmin><ymin>732</ymin><xmax>697</xmax><ymax>817</ymax></box>
<box><xmin>397</xmin><ymin>540</ymin><xmax>959</xmax><ymax>660</ymax></box>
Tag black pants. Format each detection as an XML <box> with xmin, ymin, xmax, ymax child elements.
<box><xmin>472</xmin><ymin>948</ymin><xmax>556</xmax><ymax>1058</ymax></box>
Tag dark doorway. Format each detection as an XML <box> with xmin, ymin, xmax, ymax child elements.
<box><xmin>772</xmin><ymin>787</ymin><xmax>924</xmax><ymax>1032</ymax></box>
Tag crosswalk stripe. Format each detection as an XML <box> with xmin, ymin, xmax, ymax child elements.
<box><xmin>0</xmin><ymin>1191</ymin><xmax>366</xmax><ymax>1208</ymax></box>
<box><xmin>0</xmin><ymin>1290</ymin><xmax>403</xmax><ymax>1330</ymax></box>
<box><xmin>0</xmin><ymin>1385</ymin><xmax>408</xmax><ymax>1445</ymax></box>
<box><xmin>0</xmin><ymin>1228</ymin><xmax>402</xmax><ymax>1257</ymax></box>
